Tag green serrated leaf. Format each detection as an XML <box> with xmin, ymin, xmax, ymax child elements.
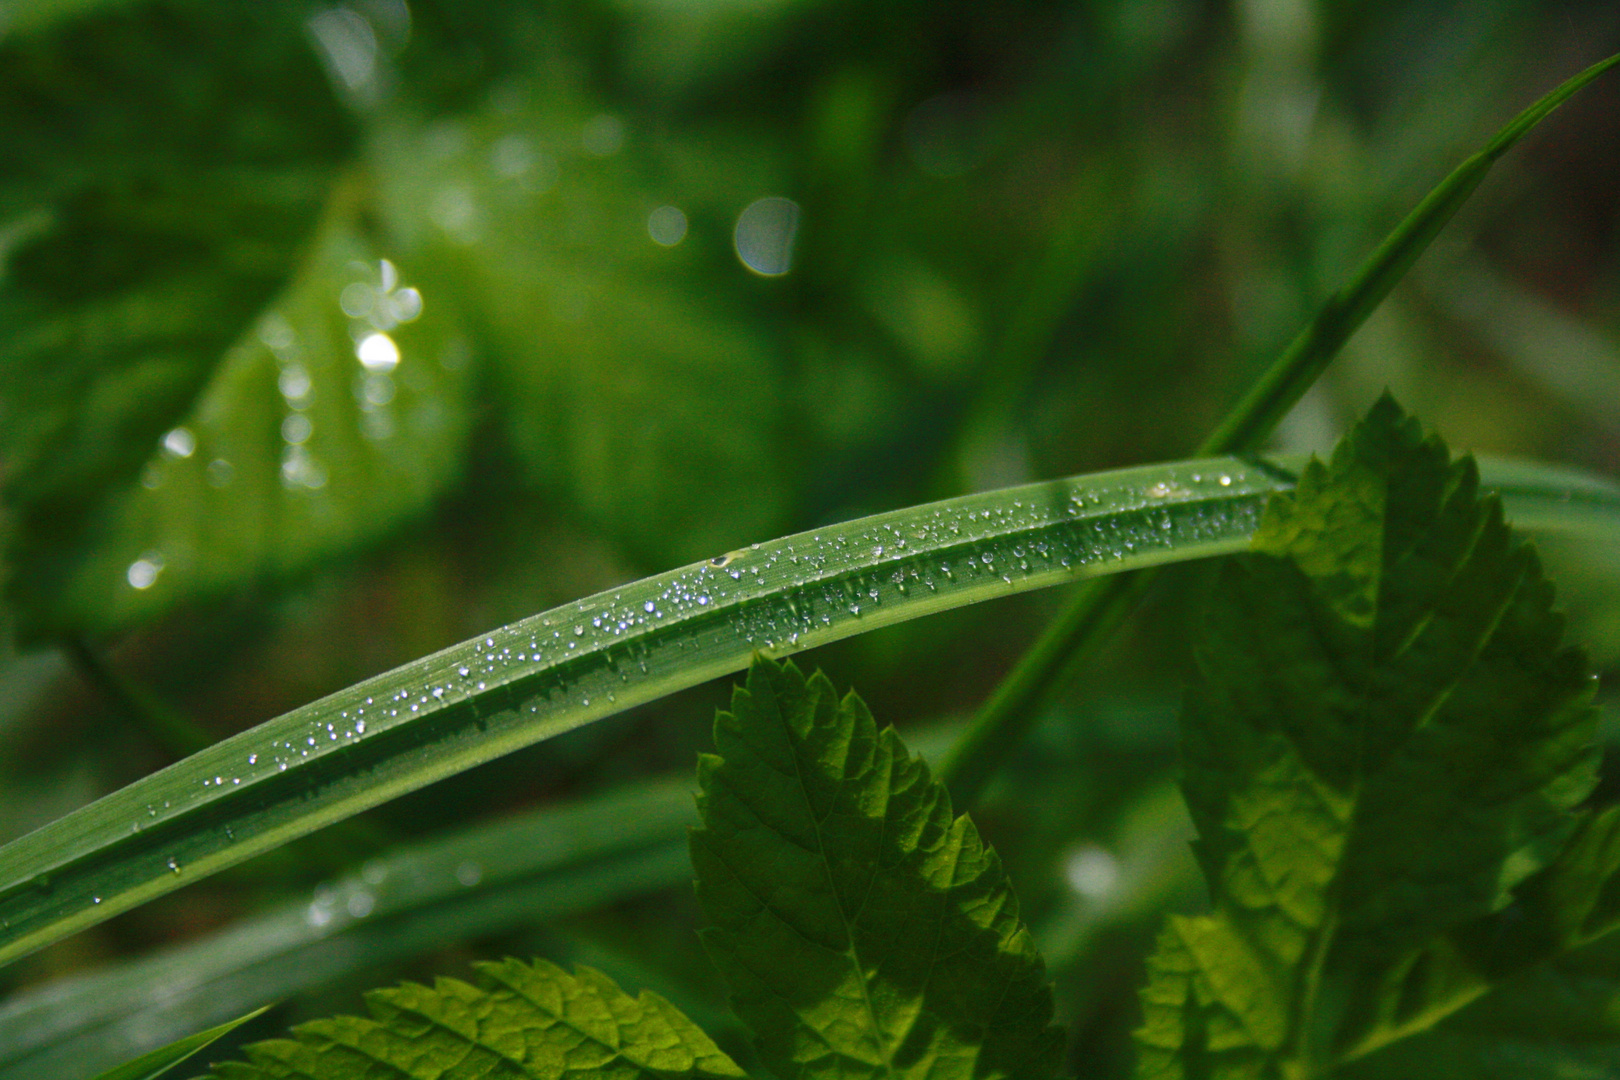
<box><xmin>692</xmin><ymin>656</ymin><xmax>1064</xmax><ymax>1080</ymax></box>
<box><xmin>1137</xmin><ymin>395</ymin><xmax>1606</xmax><ymax>1079</ymax></box>
<box><xmin>200</xmin><ymin>958</ymin><xmax>743</xmax><ymax>1080</ymax></box>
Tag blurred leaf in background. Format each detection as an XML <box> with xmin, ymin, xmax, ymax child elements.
<box><xmin>0</xmin><ymin>1</ymin><xmax>356</xmax><ymax>642</ymax></box>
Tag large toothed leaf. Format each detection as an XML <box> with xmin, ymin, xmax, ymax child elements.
<box><xmin>692</xmin><ymin>656</ymin><xmax>1064</xmax><ymax>1080</ymax></box>
<box><xmin>200</xmin><ymin>958</ymin><xmax>744</xmax><ymax>1080</ymax></box>
<box><xmin>1136</xmin><ymin>395</ymin><xmax>1607</xmax><ymax>1079</ymax></box>
<box><xmin>1331</xmin><ymin>806</ymin><xmax>1620</xmax><ymax>1078</ymax></box>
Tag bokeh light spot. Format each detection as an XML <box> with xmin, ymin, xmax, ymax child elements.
<box><xmin>648</xmin><ymin>205</ymin><xmax>688</xmax><ymax>247</ymax></box>
<box><xmin>734</xmin><ymin>197</ymin><xmax>801</xmax><ymax>276</ymax></box>
<box><xmin>357</xmin><ymin>332</ymin><xmax>400</xmax><ymax>371</ymax></box>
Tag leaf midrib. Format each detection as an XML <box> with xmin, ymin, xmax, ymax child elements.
<box><xmin>779</xmin><ymin>705</ymin><xmax>896</xmax><ymax>1079</ymax></box>
<box><xmin>1284</xmin><ymin>474</ymin><xmax>1524</xmax><ymax>1077</ymax></box>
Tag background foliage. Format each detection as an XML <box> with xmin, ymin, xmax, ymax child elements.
<box><xmin>0</xmin><ymin>0</ymin><xmax>1617</xmax><ymax>1075</ymax></box>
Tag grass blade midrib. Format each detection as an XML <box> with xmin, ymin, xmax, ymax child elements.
<box><xmin>0</xmin><ymin>455</ymin><xmax>1611</xmax><ymax>970</ymax></box>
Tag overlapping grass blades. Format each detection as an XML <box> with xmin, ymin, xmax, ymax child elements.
<box><xmin>0</xmin><ymin>455</ymin><xmax>1613</xmax><ymax>973</ymax></box>
<box><xmin>936</xmin><ymin>51</ymin><xmax>1620</xmax><ymax>807</ymax></box>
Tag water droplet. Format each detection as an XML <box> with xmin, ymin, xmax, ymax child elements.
<box><xmin>281</xmin><ymin>413</ymin><xmax>314</xmax><ymax>445</ymax></box>
<box><xmin>308</xmin><ymin>7</ymin><xmax>378</xmax><ymax>92</ymax></box>
<box><xmin>581</xmin><ymin>113</ymin><xmax>625</xmax><ymax>156</ymax></box>
<box><xmin>455</xmin><ymin>861</ymin><xmax>484</xmax><ymax>887</ymax></box>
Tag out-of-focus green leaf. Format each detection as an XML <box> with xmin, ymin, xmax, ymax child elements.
<box><xmin>1136</xmin><ymin>396</ymin><xmax>1609</xmax><ymax>1078</ymax></box>
<box><xmin>692</xmin><ymin>656</ymin><xmax>1065</xmax><ymax>1079</ymax></box>
<box><xmin>200</xmin><ymin>959</ymin><xmax>743</xmax><ymax>1079</ymax></box>
<box><xmin>0</xmin><ymin>0</ymin><xmax>354</xmax><ymax>642</ymax></box>
<box><xmin>48</xmin><ymin>200</ymin><xmax>475</xmax><ymax>635</ymax></box>
<box><xmin>86</xmin><ymin>1007</ymin><xmax>268</xmax><ymax>1080</ymax></box>
<box><xmin>372</xmin><ymin>79</ymin><xmax>792</xmax><ymax>564</ymax></box>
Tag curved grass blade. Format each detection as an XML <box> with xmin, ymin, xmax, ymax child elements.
<box><xmin>0</xmin><ymin>456</ymin><xmax>1614</xmax><ymax>971</ymax></box>
<box><xmin>87</xmin><ymin>1006</ymin><xmax>269</xmax><ymax>1080</ymax></box>
<box><xmin>937</xmin><ymin>51</ymin><xmax>1620</xmax><ymax>808</ymax></box>
<box><xmin>1197</xmin><ymin>52</ymin><xmax>1620</xmax><ymax>457</ymax></box>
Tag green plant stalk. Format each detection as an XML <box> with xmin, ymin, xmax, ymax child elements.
<box><xmin>936</xmin><ymin>51</ymin><xmax>1620</xmax><ymax>808</ymax></box>
<box><xmin>63</xmin><ymin>637</ymin><xmax>214</xmax><ymax>759</ymax></box>
<box><xmin>0</xmin><ymin>455</ymin><xmax>1610</xmax><ymax>973</ymax></box>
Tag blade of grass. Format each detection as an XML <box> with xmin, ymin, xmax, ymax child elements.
<box><xmin>0</xmin><ymin>455</ymin><xmax>1293</xmax><ymax>970</ymax></box>
<box><xmin>84</xmin><ymin>1006</ymin><xmax>269</xmax><ymax>1080</ymax></box>
<box><xmin>935</xmin><ymin>51</ymin><xmax>1620</xmax><ymax>808</ymax></box>
<box><xmin>0</xmin><ymin>453</ymin><xmax>1610</xmax><ymax>972</ymax></box>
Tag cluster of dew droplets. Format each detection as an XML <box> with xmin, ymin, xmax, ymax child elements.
<box><xmin>160</xmin><ymin>461</ymin><xmax>1280</xmax><ymax>887</ymax></box>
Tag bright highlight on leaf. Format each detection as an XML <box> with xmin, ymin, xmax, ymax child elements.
<box><xmin>1137</xmin><ymin>395</ymin><xmax>1615</xmax><ymax>1079</ymax></box>
<box><xmin>199</xmin><ymin>958</ymin><xmax>743</xmax><ymax>1079</ymax></box>
<box><xmin>692</xmin><ymin>656</ymin><xmax>1065</xmax><ymax>1080</ymax></box>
